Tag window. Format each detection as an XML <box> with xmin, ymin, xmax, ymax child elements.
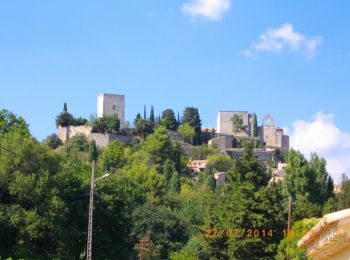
<box><xmin>112</xmin><ymin>105</ymin><xmax>116</xmax><ymax>110</ymax></box>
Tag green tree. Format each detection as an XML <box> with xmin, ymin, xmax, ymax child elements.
<box><xmin>206</xmin><ymin>153</ymin><xmax>233</xmax><ymax>173</ymax></box>
<box><xmin>131</xmin><ymin>203</ymin><xmax>189</xmax><ymax>259</ymax></box>
<box><xmin>43</xmin><ymin>133</ymin><xmax>62</xmax><ymax>149</ymax></box>
<box><xmin>92</xmin><ymin>175</ymin><xmax>146</xmax><ymax>260</ymax></box>
<box><xmin>336</xmin><ymin>174</ymin><xmax>350</xmax><ymax>210</ymax></box>
<box><xmin>253</xmin><ymin>113</ymin><xmax>258</xmax><ymax>137</ymax></box>
<box><xmin>178</xmin><ymin>123</ymin><xmax>195</xmax><ymax>144</ymax></box>
<box><xmin>150</xmin><ymin>106</ymin><xmax>155</xmax><ymax>128</ymax></box>
<box><xmin>161</xmin><ymin>109</ymin><xmax>178</xmax><ymax>131</ymax></box>
<box><xmin>190</xmin><ymin>145</ymin><xmax>218</xmax><ymax>160</ymax></box>
<box><xmin>182</xmin><ymin>107</ymin><xmax>202</xmax><ymax>145</ymax></box>
<box><xmin>56</xmin><ymin>111</ymin><xmax>74</xmax><ymax>127</ymax></box>
<box><xmin>176</xmin><ymin>186</ymin><xmax>214</xmax><ymax>227</ymax></box>
<box><xmin>231</xmin><ymin>115</ymin><xmax>244</xmax><ymax>134</ymax></box>
<box><xmin>136</xmin><ymin>118</ymin><xmax>153</xmax><ymax>138</ymax></box>
<box><xmin>0</xmin><ymin>109</ymin><xmax>29</xmax><ymax>136</ymax></box>
<box><xmin>121</xmin><ymin>162</ymin><xmax>167</xmax><ymax>202</ymax></box>
<box><xmin>133</xmin><ymin>113</ymin><xmax>142</xmax><ymax>127</ymax></box>
<box><xmin>91</xmin><ymin>114</ymin><xmax>120</xmax><ymax>134</ymax></box>
<box><xmin>88</xmin><ymin>140</ymin><xmax>98</xmax><ymax>162</ymax></box>
<box><xmin>56</xmin><ymin>103</ymin><xmax>74</xmax><ymax>128</ymax></box>
<box><xmin>205</xmin><ymin>174</ymin><xmax>216</xmax><ymax>191</ymax></box>
<box><xmin>203</xmin><ymin>181</ymin><xmax>287</xmax><ymax>259</ymax></box>
<box><xmin>72</xmin><ymin>116</ymin><xmax>88</xmax><ymax>126</ymax></box>
<box><xmin>282</xmin><ymin>150</ymin><xmax>334</xmax><ymax>220</ymax></box>
<box><xmin>170</xmin><ymin>172</ymin><xmax>181</xmax><ymax>193</ymax></box>
<box><xmin>98</xmin><ymin>140</ymin><xmax>125</xmax><ymax>171</ymax></box>
<box><xmin>141</xmin><ymin>126</ymin><xmax>175</xmax><ymax>165</ymax></box>
<box><xmin>0</xmin><ymin>131</ymin><xmax>70</xmax><ymax>259</ymax></box>
<box><xmin>170</xmin><ymin>236</ymin><xmax>210</xmax><ymax>260</ymax></box>
<box><xmin>276</xmin><ymin>218</ymin><xmax>319</xmax><ymax>260</ymax></box>
<box><xmin>163</xmin><ymin>159</ymin><xmax>177</xmax><ymax>182</ymax></box>
<box><xmin>228</xmin><ymin>141</ymin><xmax>269</xmax><ymax>189</ymax></box>
<box><xmin>63</xmin><ymin>133</ymin><xmax>89</xmax><ymax>153</ymax></box>
<box><xmin>307</xmin><ymin>153</ymin><xmax>334</xmax><ymax>205</ymax></box>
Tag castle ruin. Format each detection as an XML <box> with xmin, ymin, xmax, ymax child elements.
<box><xmin>216</xmin><ymin>111</ymin><xmax>289</xmax><ymax>150</ymax></box>
<box><xmin>57</xmin><ymin>93</ymin><xmax>129</xmax><ymax>148</ymax></box>
<box><xmin>97</xmin><ymin>93</ymin><xmax>125</xmax><ymax>128</ymax></box>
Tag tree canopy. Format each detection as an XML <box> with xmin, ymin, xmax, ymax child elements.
<box><xmin>0</xmin><ymin>108</ymin><xmax>339</xmax><ymax>259</ymax></box>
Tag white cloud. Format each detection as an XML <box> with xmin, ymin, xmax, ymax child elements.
<box><xmin>246</xmin><ymin>23</ymin><xmax>322</xmax><ymax>58</ymax></box>
<box><xmin>290</xmin><ymin>111</ymin><xmax>350</xmax><ymax>183</ymax></box>
<box><xmin>181</xmin><ymin>0</ymin><xmax>231</xmax><ymax>21</ymax></box>
<box><xmin>242</xmin><ymin>49</ymin><xmax>253</xmax><ymax>57</ymax></box>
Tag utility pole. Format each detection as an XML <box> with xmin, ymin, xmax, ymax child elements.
<box><xmin>86</xmin><ymin>160</ymin><xmax>95</xmax><ymax>260</ymax></box>
<box><xmin>287</xmin><ymin>197</ymin><xmax>292</xmax><ymax>235</ymax></box>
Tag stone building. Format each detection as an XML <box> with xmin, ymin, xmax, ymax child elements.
<box><xmin>188</xmin><ymin>160</ymin><xmax>208</xmax><ymax>173</ymax></box>
<box><xmin>269</xmin><ymin>162</ymin><xmax>288</xmax><ymax>185</ymax></box>
<box><xmin>57</xmin><ymin>93</ymin><xmax>129</xmax><ymax>148</ymax></box>
<box><xmin>214</xmin><ymin>172</ymin><xmax>226</xmax><ymax>186</ymax></box>
<box><xmin>216</xmin><ymin>111</ymin><xmax>289</xmax><ymax>150</ymax></box>
<box><xmin>208</xmin><ymin>135</ymin><xmax>234</xmax><ymax>150</ymax></box>
<box><xmin>217</xmin><ymin>111</ymin><xmax>255</xmax><ymax>138</ymax></box>
<box><xmin>97</xmin><ymin>93</ymin><xmax>125</xmax><ymax>128</ymax></box>
<box><xmin>257</xmin><ymin>114</ymin><xmax>289</xmax><ymax>149</ymax></box>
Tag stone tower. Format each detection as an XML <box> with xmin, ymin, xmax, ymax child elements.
<box><xmin>97</xmin><ymin>93</ymin><xmax>125</xmax><ymax>128</ymax></box>
<box><xmin>261</xmin><ymin>114</ymin><xmax>277</xmax><ymax>147</ymax></box>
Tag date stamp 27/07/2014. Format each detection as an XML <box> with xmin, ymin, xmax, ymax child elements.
<box><xmin>204</xmin><ymin>228</ymin><xmax>308</xmax><ymax>238</ymax></box>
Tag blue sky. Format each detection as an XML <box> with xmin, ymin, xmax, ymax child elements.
<box><xmin>0</xmin><ymin>1</ymin><xmax>349</xmax><ymax>181</ymax></box>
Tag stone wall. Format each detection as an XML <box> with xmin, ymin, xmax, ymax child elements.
<box><xmin>282</xmin><ymin>135</ymin><xmax>289</xmax><ymax>150</ymax></box>
<box><xmin>225</xmin><ymin>148</ymin><xmax>274</xmax><ymax>164</ymax></box>
<box><xmin>57</xmin><ymin>125</ymin><xmax>131</xmax><ymax>148</ymax></box>
<box><xmin>262</xmin><ymin>125</ymin><xmax>277</xmax><ymax>147</ymax></box>
<box><xmin>91</xmin><ymin>133</ymin><xmax>132</xmax><ymax>148</ymax></box>
<box><xmin>57</xmin><ymin>125</ymin><xmax>92</xmax><ymax>143</ymax></box>
<box><xmin>167</xmin><ymin>130</ymin><xmax>179</xmax><ymax>141</ymax></box>
<box><xmin>216</xmin><ymin>111</ymin><xmax>290</xmax><ymax>150</ymax></box>
<box><xmin>214</xmin><ymin>172</ymin><xmax>226</xmax><ymax>186</ymax></box>
<box><xmin>217</xmin><ymin>111</ymin><xmax>254</xmax><ymax>137</ymax></box>
<box><xmin>208</xmin><ymin>135</ymin><xmax>233</xmax><ymax>150</ymax></box>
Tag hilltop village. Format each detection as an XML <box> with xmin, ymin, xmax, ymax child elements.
<box><xmin>57</xmin><ymin>93</ymin><xmax>290</xmax><ymax>185</ymax></box>
<box><xmin>1</xmin><ymin>93</ymin><xmax>347</xmax><ymax>259</ymax></box>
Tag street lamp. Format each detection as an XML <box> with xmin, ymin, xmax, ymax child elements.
<box><xmin>94</xmin><ymin>173</ymin><xmax>111</xmax><ymax>187</ymax></box>
<box><xmin>86</xmin><ymin>161</ymin><xmax>111</xmax><ymax>260</ymax></box>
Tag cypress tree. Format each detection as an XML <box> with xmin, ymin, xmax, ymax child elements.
<box><xmin>163</xmin><ymin>159</ymin><xmax>176</xmax><ymax>182</ymax></box>
<box><xmin>150</xmin><ymin>106</ymin><xmax>155</xmax><ymax>127</ymax></box>
<box><xmin>182</xmin><ymin>107</ymin><xmax>202</xmax><ymax>145</ymax></box>
<box><xmin>170</xmin><ymin>171</ymin><xmax>181</xmax><ymax>193</ymax></box>
<box><xmin>63</xmin><ymin>102</ymin><xmax>68</xmax><ymax>112</ymax></box>
<box><xmin>161</xmin><ymin>109</ymin><xmax>178</xmax><ymax>131</ymax></box>
<box><xmin>253</xmin><ymin>113</ymin><xmax>258</xmax><ymax>137</ymax></box>
<box><xmin>144</xmin><ymin>105</ymin><xmax>147</xmax><ymax>120</ymax></box>
<box><xmin>88</xmin><ymin>140</ymin><xmax>98</xmax><ymax>162</ymax></box>
<box><xmin>205</xmin><ymin>174</ymin><xmax>216</xmax><ymax>191</ymax></box>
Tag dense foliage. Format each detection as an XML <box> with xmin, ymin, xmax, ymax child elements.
<box><xmin>91</xmin><ymin>114</ymin><xmax>120</xmax><ymax>134</ymax></box>
<box><xmin>55</xmin><ymin>103</ymin><xmax>88</xmax><ymax>128</ymax></box>
<box><xmin>0</xmin><ymin>108</ymin><xmax>345</xmax><ymax>259</ymax></box>
<box><xmin>231</xmin><ymin>115</ymin><xmax>244</xmax><ymax>134</ymax></box>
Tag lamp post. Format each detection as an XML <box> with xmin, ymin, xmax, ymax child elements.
<box><xmin>86</xmin><ymin>161</ymin><xmax>110</xmax><ymax>260</ymax></box>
